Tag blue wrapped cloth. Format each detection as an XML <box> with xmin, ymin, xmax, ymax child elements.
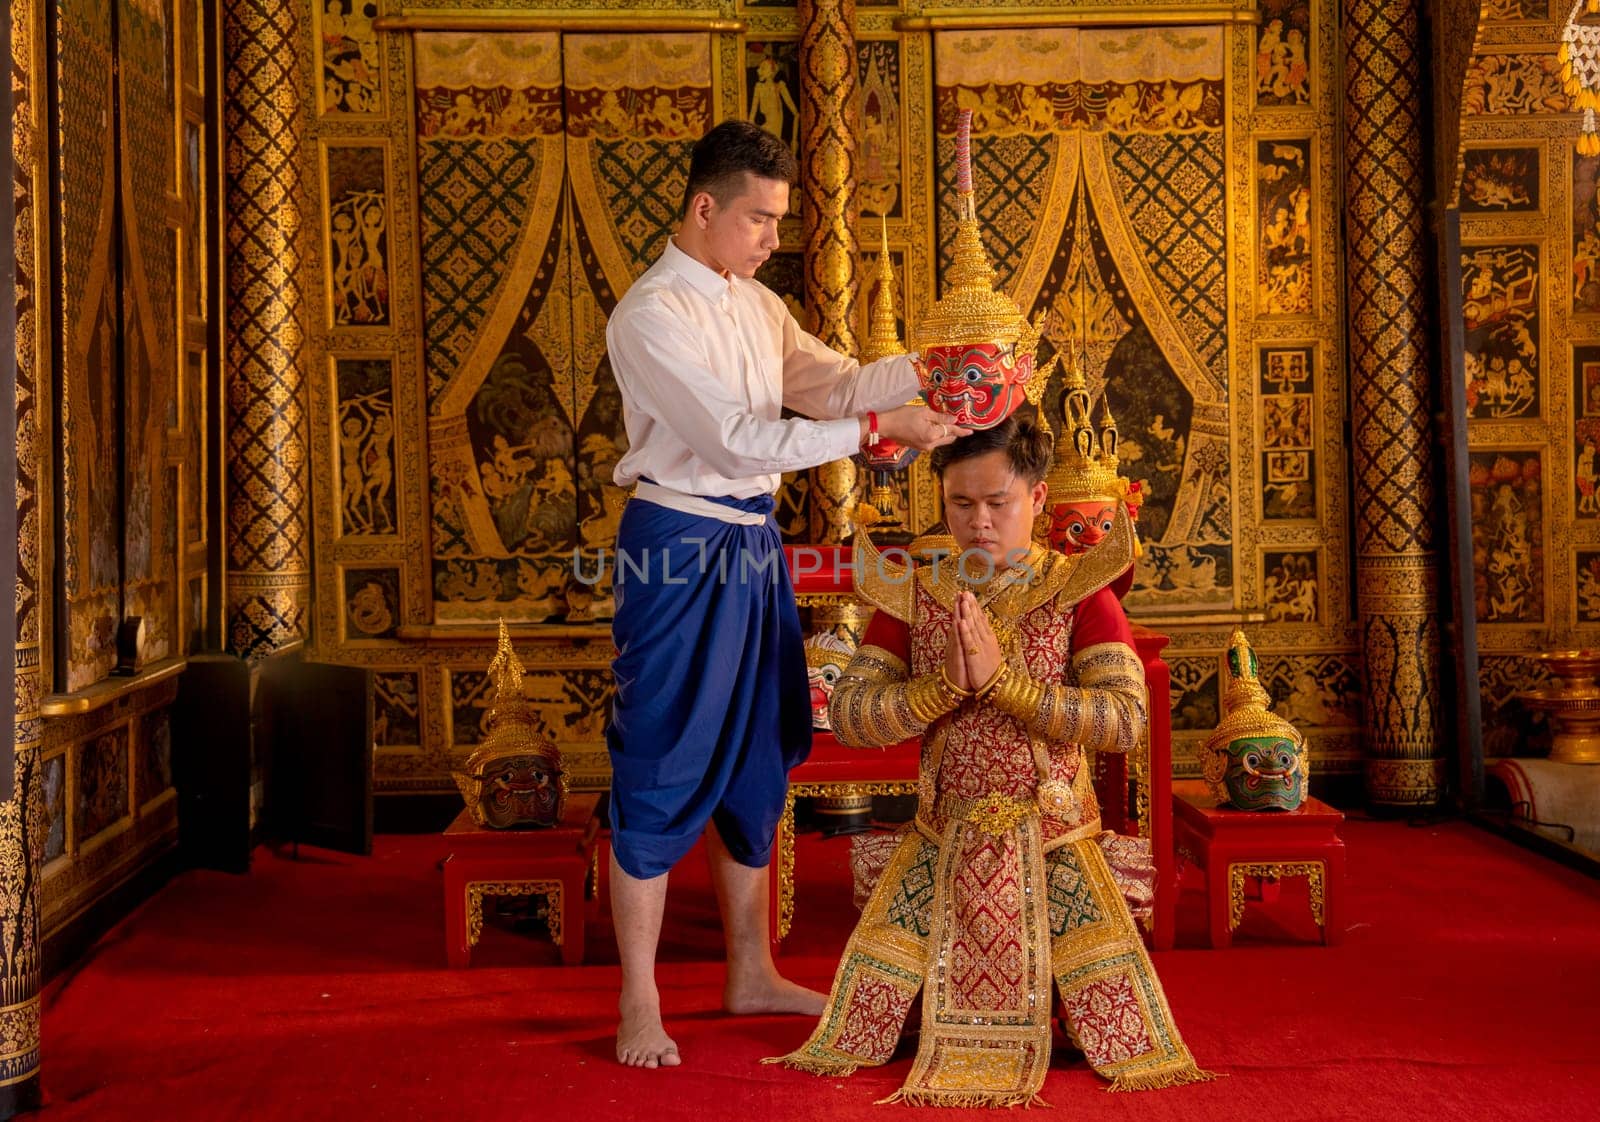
<box><xmin>605</xmin><ymin>488</ymin><xmax>812</xmax><ymax>879</ymax></box>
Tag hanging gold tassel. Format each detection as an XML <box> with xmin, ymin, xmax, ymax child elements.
<box><xmin>875</xmin><ymin>1089</ymin><xmax>1052</xmax><ymax>1108</ymax></box>
<box><xmin>1104</xmin><ymin>1065</ymin><xmax>1223</xmax><ymax>1092</ymax></box>
<box><xmin>761</xmin><ymin>1054</ymin><xmax>860</xmax><ymax>1077</ymax></box>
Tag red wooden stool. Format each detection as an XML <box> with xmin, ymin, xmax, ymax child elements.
<box><xmin>1173</xmin><ymin>780</ymin><xmax>1345</xmax><ymax>948</ymax></box>
<box><xmin>443</xmin><ymin>793</ymin><xmax>600</xmax><ymax>967</ymax></box>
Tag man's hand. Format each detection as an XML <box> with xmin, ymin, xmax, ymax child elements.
<box><xmin>943</xmin><ymin>610</ymin><xmax>970</xmax><ymax>693</ymax></box>
<box><xmin>957</xmin><ymin>592</ymin><xmax>1004</xmax><ymax>689</ymax></box>
<box><xmin>878</xmin><ymin>405</ymin><xmax>970</xmax><ymax>451</ymax></box>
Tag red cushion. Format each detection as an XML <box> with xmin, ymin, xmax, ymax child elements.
<box><xmin>784</xmin><ymin>545</ymin><xmax>852</xmax><ymax>595</ymax></box>
<box><xmin>791</xmin><ymin>731</ymin><xmax>920</xmax><ymax>783</ymax></box>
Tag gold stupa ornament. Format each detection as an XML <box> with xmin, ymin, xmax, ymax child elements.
<box><xmin>910</xmin><ymin>108</ymin><xmax>1054</xmax><ymax>429</ymax></box>
<box><xmin>857</xmin><ymin>216</ymin><xmax>920</xmax><ymax>522</ymax></box>
<box><xmin>1199</xmin><ymin>631</ymin><xmax>1309</xmax><ymax>811</ymax></box>
<box><xmin>861</xmin><ymin>216</ymin><xmax>905</xmax><ymax>367</ymax></box>
<box><xmin>452</xmin><ymin>620</ymin><xmax>568</xmax><ymax>828</ymax></box>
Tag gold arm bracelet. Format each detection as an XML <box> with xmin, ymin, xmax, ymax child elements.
<box><xmin>990</xmin><ymin>666</ymin><xmax>1047</xmax><ymax>722</ymax></box>
<box><xmin>908</xmin><ymin>671</ymin><xmax>966</xmax><ymax>723</ymax></box>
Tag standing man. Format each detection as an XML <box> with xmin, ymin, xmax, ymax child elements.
<box><xmin>604</xmin><ymin>120</ymin><xmax>963</xmax><ymax>1069</ymax></box>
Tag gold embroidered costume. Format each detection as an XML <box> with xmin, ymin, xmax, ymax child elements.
<box><xmin>771</xmin><ymin>514</ymin><xmax>1213</xmax><ymax>1105</ymax></box>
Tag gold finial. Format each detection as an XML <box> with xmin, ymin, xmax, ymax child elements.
<box><xmin>861</xmin><ymin>216</ymin><xmax>906</xmax><ymax>366</ymax></box>
<box><xmin>1043</xmin><ymin>235</ymin><xmax>1127</xmax><ymax>505</ymax></box>
<box><xmin>484</xmin><ymin>618</ymin><xmax>530</xmax><ymax>731</ymax></box>
<box><xmin>911</xmin><ymin>109</ymin><xmax>1051</xmax><ymax>384</ymax></box>
<box><xmin>1097</xmin><ymin>399</ymin><xmax>1120</xmax><ymax>469</ymax></box>
<box><xmin>1222</xmin><ymin>629</ymin><xmax>1271</xmax><ymax>711</ymax></box>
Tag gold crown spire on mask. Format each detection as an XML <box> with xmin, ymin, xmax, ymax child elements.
<box><xmin>484</xmin><ymin>617</ymin><xmax>534</xmax><ymax>730</ymax></box>
<box><xmin>910</xmin><ymin>109</ymin><xmax>1054</xmax><ymax>405</ymax></box>
<box><xmin>1045</xmin><ymin>246</ymin><xmax>1129</xmax><ymax>504</ymax></box>
<box><xmin>452</xmin><ymin>619</ymin><xmax>566</xmax><ymax>827</ymax></box>
<box><xmin>861</xmin><ymin>216</ymin><xmax>906</xmax><ymax>366</ymax></box>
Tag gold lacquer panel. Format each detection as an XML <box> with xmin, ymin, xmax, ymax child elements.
<box><xmin>1469</xmin><ymin>448</ymin><xmax>1546</xmax><ymax>625</ymax></box>
<box><xmin>933</xmin><ymin>26</ymin><xmax>1233</xmax><ymax>611</ymax></box>
<box><xmin>333</xmin><ymin>356</ymin><xmax>399</xmax><ymax>537</ymax></box>
<box><xmin>1462</xmin><ymin>243</ymin><xmax>1542</xmax><ymax>420</ymax></box>
<box><xmin>415</xmin><ymin>32</ymin><xmax>573</xmax><ymax>623</ymax></box>
<box><xmin>1456</xmin><ymin>17</ymin><xmax>1584</xmax><ymax>754</ymax></box>
<box><xmin>55</xmin><ymin>0</ymin><xmax>122</xmax><ymax>689</ymax></box>
<box><xmin>317</xmin><ymin>0</ymin><xmax>384</xmax><ymax>117</ymax></box>
<box><xmin>117</xmin><ymin>0</ymin><xmax>179</xmax><ymax>674</ymax></box>
<box><xmin>564</xmin><ymin>34</ymin><xmax>714</xmax><ymax>617</ymax></box>
<box><xmin>322</xmin><ymin>143</ymin><xmax>392</xmax><ymax>329</ymax></box>
<box><xmin>1461</xmin><ymin>144</ymin><xmax>1542</xmax><ymax>214</ymax></box>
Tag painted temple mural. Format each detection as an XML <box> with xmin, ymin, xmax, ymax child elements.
<box><xmin>291</xmin><ymin>0</ymin><xmax>1360</xmax><ymax>794</ymax></box>
<box><xmin>1457</xmin><ymin>6</ymin><xmax>1598</xmax><ymax>755</ymax></box>
<box><xmin>933</xmin><ymin>27</ymin><xmax>1235</xmax><ymax>610</ymax></box>
<box><xmin>36</xmin><ymin>0</ymin><xmax>1582</xmax><ymax>864</ymax></box>
<box><xmin>10</xmin><ymin>0</ymin><xmax>1594</xmax><ymax>991</ymax></box>
<box><xmin>33</xmin><ymin>0</ymin><xmax>208</xmax><ymax>943</ymax></box>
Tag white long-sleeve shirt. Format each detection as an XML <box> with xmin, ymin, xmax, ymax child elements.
<box><xmin>606</xmin><ymin>238</ymin><xmax>920</xmax><ymax>499</ymax></box>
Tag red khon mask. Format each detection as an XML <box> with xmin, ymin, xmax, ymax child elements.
<box><xmin>909</xmin><ymin>108</ymin><xmax>1052</xmax><ymax>431</ymax></box>
<box><xmin>916</xmin><ymin>343</ymin><xmax>1036</xmax><ymax>430</ymax></box>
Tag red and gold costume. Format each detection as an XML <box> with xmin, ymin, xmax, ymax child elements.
<box><xmin>773</xmin><ymin>512</ymin><xmax>1211</xmax><ymax>1105</ymax></box>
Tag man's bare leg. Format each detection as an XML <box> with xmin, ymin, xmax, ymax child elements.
<box><xmin>610</xmin><ymin>850</ymin><xmax>681</xmax><ymax>1068</ymax></box>
<box><xmin>705</xmin><ymin>823</ymin><xmax>826</xmax><ymax>1016</ymax></box>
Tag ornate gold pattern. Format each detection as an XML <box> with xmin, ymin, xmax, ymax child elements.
<box><xmin>1342</xmin><ymin>0</ymin><xmax>1443</xmax><ymax>807</ymax></box>
<box><xmin>224</xmin><ymin>0</ymin><xmax>311</xmax><ymax>656</ymax></box>
<box><xmin>800</xmin><ymin>0</ymin><xmax>861</xmax><ymax>545</ymax></box>
<box><xmin>959</xmin><ymin>791</ymin><xmax>1038</xmax><ymax>835</ymax></box>
<box><xmin>1363</xmin><ymin>757</ymin><xmax>1448</xmax><ymax>806</ymax></box>
<box><xmin>1227</xmin><ymin>860</ymin><xmax>1325</xmax><ymax>931</ymax></box>
<box><xmin>291</xmin><ymin>0</ymin><xmax>1361</xmax><ymax>796</ymax></box>
<box><xmin>465</xmin><ymin>879</ymin><xmax>563</xmax><ymax>948</ymax></box>
<box><xmin>5</xmin><ymin>0</ymin><xmax>45</xmax><ymax>1091</ymax></box>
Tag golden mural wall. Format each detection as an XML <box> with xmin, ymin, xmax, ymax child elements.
<box><xmin>302</xmin><ymin>0</ymin><xmax>1361</xmax><ymax>795</ymax></box>
<box><xmin>34</xmin><ymin>0</ymin><xmax>212</xmax><ymax>942</ymax></box>
<box><xmin>1455</xmin><ymin>2</ymin><xmax>1586</xmax><ymax>755</ymax></box>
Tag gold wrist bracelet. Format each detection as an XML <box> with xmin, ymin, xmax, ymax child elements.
<box><xmin>975</xmin><ymin>662</ymin><xmax>1009</xmax><ymax>700</ymax></box>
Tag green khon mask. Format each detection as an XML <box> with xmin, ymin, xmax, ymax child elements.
<box><xmin>1200</xmin><ymin>630</ymin><xmax>1309</xmax><ymax>811</ymax></box>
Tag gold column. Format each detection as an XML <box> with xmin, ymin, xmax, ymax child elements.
<box><xmin>1342</xmin><ymin>0</ymin><xmax>1445</xmax><ymax>808</ymax></box>
<box><xmin>799</xmin><ymin>0</ymin><xmax>860</xmax><ymax>546</ymax></box>
<box><xmin>1</xmin><ymin>0</ymin><xmax>45</xmax><ymax>1108</ymax></box>
<box><xmin>222</xmin><ymin>0</ymin><xmax>311</xmax><ymax>657</ymax></box>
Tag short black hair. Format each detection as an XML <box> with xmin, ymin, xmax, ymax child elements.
<box><xmin>930</xmin><ymin>408</ymin><xmax>1053</xmax><ymax>485</ymax></box>
<box><xmin>683</xmin><ymin>120</ymin><xmax>799</xmax><ymax>211</ymax></box>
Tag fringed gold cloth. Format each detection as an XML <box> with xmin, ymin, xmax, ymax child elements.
<box><xmin>771</xmin><ymin>816</ymin><xmax>1214</xmax><ymax>1104</ymax></box>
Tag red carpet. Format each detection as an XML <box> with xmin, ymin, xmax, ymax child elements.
<box><xmin>40</xmin><ymin>816</ymin><xmax>1600</xmax><ymax>1121</ymax></box>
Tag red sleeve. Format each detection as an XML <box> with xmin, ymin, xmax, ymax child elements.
<box><xmin>1070</xmin><ymin>585</ymin><xmax>1135</xmax><ymax>653</ymax></box>
<box><xmin>859</xmin><ymin>610</ymin><xmax>911</xmax><ymax>666</ymax></box>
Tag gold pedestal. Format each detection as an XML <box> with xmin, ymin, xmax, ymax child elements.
<box><xmin>812</xmin><ymin>792</ymin><xmax>873</xmax><ymax>837</ymax></box>
<box><xmin>1519</xmin><ymin>651</ymin><xmax>1600</xmax><ymax>765</ymax></box>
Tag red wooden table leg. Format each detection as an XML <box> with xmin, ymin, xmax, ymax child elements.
<box><xmin>1322</xmin><ymin>843</ymin><xmax>1346</xmax><ymax>946</ymax></box>
<box><xmin>559</xmin><ymin>864</ymin><xmax>587</xmax><ymax>966</ymax></box>
<box><xmin>443</xmin><ymin>856</ymin><xmax>472</xmax><ymax>968</ymax></box>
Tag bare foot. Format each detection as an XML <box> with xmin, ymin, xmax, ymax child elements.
<box><xmin>616</xmin><ymin>994</ymin><xmax>681</xmax><ymax>1069</ymax></box>
<box><xmin>723</xmin><ymin>971</ymin><xmax>827</xmax><ymax>1017</ymax></box>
